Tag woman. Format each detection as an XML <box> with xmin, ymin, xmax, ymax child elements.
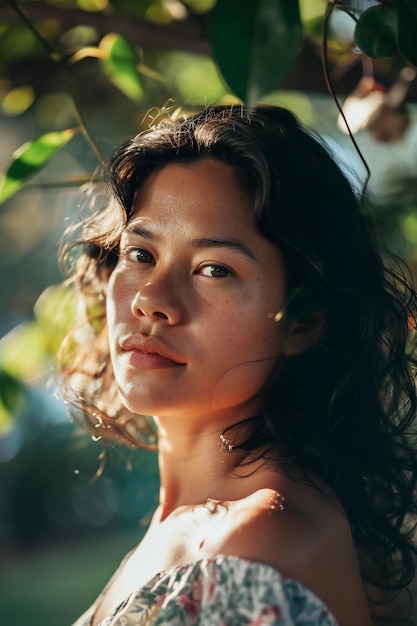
<box><xmin>60</xmin><ymin>106</ymin><xmax>417</xmax><ymax>625</ymax></box>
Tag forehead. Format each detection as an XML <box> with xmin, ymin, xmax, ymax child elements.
<box><xmin>129</xmin><ymin>158</ymin><xmax>254</xmax><ymax>232</ymax></box>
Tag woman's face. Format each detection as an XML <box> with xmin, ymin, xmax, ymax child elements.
<box><xmin>107</xmin><ymin>158</ymin><xmax>288</xmax><ymax>428</ymax></box>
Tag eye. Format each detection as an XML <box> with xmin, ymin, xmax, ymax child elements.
<box><xmin>199</xmin><ymin>264</ymin><xmax>232</xmax><ymax>278</ymax></box>
<box><xmin>126</xmin><ymin>248</ymin><xmax>155</xmax><ymax>264</ymax></box>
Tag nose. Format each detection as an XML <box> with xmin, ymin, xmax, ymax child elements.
<box><xmin>131</xmin><ymin>272</ymin><xmax>184</xmax><ymax>325</ymax></box>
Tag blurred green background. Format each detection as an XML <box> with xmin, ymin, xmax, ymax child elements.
<box><xmin>2</xmin><ymin>1</ymin><xmax>417</xmax><ymax>624</ymax></box>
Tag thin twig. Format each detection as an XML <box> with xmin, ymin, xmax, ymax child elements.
<box><xmin>322</xmin><ymin>0</ymin><xmax>371</xmax><ymax>196</ymax></box>
<box><xmin>1</xmin><ymin>2</ymin><xmax>209</xmax><ymax>54</ymax></box>
<box><xmin>25</xmin><ymin>176</ymin><xmax>96</xmax><ymax>189</ymax></box>
<box><xmin>7</xmin><ymin>0</ymin><xmax>57</xmax><ymax>58</ymax></box>
<box><xmin>6</xmin><ymin>0</ymin><xmax>106</xmax><ymax>164</ymax></box>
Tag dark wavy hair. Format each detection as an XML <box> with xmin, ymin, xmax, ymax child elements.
<box><xmin>59</xmin><ymin>105</ymin><xmax>417</xmax><ymax>609</ymax></box>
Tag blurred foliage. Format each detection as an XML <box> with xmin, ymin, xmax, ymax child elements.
<box><xmin>1</xmin><ymin>284</ymin><xmax>75</xmax><ymax>380</ymax></box>
<box><xmin>0</xmin><ymin>127</ymin><xmax>76</xmax><ymax>202</ymax></box>
<box><xmin>208</xmin><ymin>0</ymin><xmax>303</xmax><ymax>105</ymax></box>
<box><xmin>1</xmin><ymin>0</ymin><xmax>417</xmax><ymax>203</ymax></box>
<box><xmin>1</xmin><ymin>0</ymin><xmax>417</xmax><ymax>562</ymax></box>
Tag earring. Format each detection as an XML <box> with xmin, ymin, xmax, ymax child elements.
<box><xmin>220</xmin><ymin>433</ymin><xmax>234</xmax><ymax>452</ymax></box>
<box><xmin>274</xmin><ymin>310</ymin><xmax>284</xmax><ymax>322</ymax></box>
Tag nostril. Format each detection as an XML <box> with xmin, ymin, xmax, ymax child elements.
<box><xmin>154</xmin><ymin>311</ymin><xmax>169</xmax><ymax>320</ymax></box>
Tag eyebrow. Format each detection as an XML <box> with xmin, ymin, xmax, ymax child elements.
<box><xmin>125</xmin><ymin>226</ymin><xmax>256</xmax><ymax>261</ymax></box>
<box><xmin>192</xmin><ymin>237</ymin><xmax>256</xmax><ymax>261</ymax></box>
<box><xmin>125</xmin><ymin>225</ymin><xmax>156</xmax><ymax>241</ymax></box>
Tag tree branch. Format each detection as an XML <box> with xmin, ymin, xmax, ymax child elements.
<box><xmin>1</xmin><ymin>2</ymin><xmax>210</xmax><ymax>55</ymax></box>
<box><xmin>3</xmin><ymin>2</ymin><xmax>417</xmax><ymax>100</ymax></box>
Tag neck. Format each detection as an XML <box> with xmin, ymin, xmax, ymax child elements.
<box><xmin>154</xmin><ymin>412</ymin><xmax>278</xmax><ymax>521</ymax></box>
<box><xmin>155</xmin><ymin>419</ymin><xmax>230</xmax><ymax>519</ymax></box>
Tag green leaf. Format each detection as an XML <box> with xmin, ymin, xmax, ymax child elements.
<box><xmin>0</xmin><ymin>368</ymin><xmax>26</xmax><ymax>433</ymax></box>
<box><xmin>100</xmin><ymin>33</ymin><xmax>144</xmax><ymax>103</ymax></box>
<box><xmin>0</xmin><ymin>285</ymin><xmax>77</xmax><ymax>385</ymax></box>
<box><xmin>0</xmin><ymin>128</ymin><xmax>76</xmax><ymax>204</ymax></box>
<box><xmin>396</xmin><ymin>0</ymin><xmax>417</xmax><ymax>21</ymax></box>
<box><xmin>1</xmin><ymin>85</ymin><xmax>35</xmax><ymax>116</ymax></box>
<box><xmin>397</xmin><ymin>1</ymin><xmax>417</xmax><ymax>66</ymax></box>
<box><xmin>208</xmin><ymin>0</ymin><xmax>303</xmax><ymax>109</ymax></box>
<box><xmin>355</xmin><ymin>5</ymin><xmax>399</xmax><ymax>58</ymax></box>
<box><xmin>0</xmin><ymin>369</ymin><xmax>24</xmax><ymax>414</ymax></box>
<box><xmin>0</xmin><ymin>322</ymin><xmax>49</xmax><ymax>382</ymax></box>
<box><xmin>34</xmin><ymin>284</ymin><xmax>77</xmax><ymax>354</ymax></box>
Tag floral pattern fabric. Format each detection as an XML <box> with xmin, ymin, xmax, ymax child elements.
<box><xmin>73</xmin><ymin>555</ymin><xmax>338</xmax><ymax>626</ymax></box>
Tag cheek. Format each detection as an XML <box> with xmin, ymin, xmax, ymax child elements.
<box><xmin>208</xmin><ymin>325</ymin><xmax>283</xmax><ymax>406</ymax></box>
<box><xmin>106</xmin><ymin>277</ymin><xmax>117</xmax><ymax>327</ymax></box>
<box><xmin>208</xmin><ymin>312</ymin><xmax>283</xmax><ymax>364</ymax></box>
<box><xmin>106</xmin><ymin>279</ymin><xmax>131</xmax><ymax>349</ymax></box>
<box><xmin>106</xmin><ymin>271</ymin><xmax>131</xmax><ymax>321</ymax></box>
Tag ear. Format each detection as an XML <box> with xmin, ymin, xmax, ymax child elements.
<box><xmin>282</xmin><ymin>314</ymin><xmax>324</xmax><ymax>357</ymax></box>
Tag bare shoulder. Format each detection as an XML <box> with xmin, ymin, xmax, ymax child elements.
<box><xmin>219</xmin><ymin>486</ymin><xmax>353</xmax><ymax>567</ymax></box>
<box><xmin>212</xmin><ymin>486</ymin><xmax>370</xmax><ymax>626</ymax></box>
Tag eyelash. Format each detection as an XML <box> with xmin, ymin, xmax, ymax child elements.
<box><xmin>124</xmin><ymin>247</ymin><xmax>233</xmax><ymax>279</ymax></box>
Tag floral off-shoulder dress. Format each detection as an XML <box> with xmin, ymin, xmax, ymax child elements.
<box><xmin>71</xmin><ymin>554</ymin><xmax>338</xmax><ymax>625</ymax></box>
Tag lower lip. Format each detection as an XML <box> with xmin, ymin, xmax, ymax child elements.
<box><xmin>126</xmin><ymin>350</ymin><xmax>185</xmax><ymax>370</ymax></box>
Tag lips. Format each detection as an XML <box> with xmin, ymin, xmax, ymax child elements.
<box><xmin>120</xmin><ymin>336</ymin><xmax>186</xmax><ymax>368</ymax></box>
